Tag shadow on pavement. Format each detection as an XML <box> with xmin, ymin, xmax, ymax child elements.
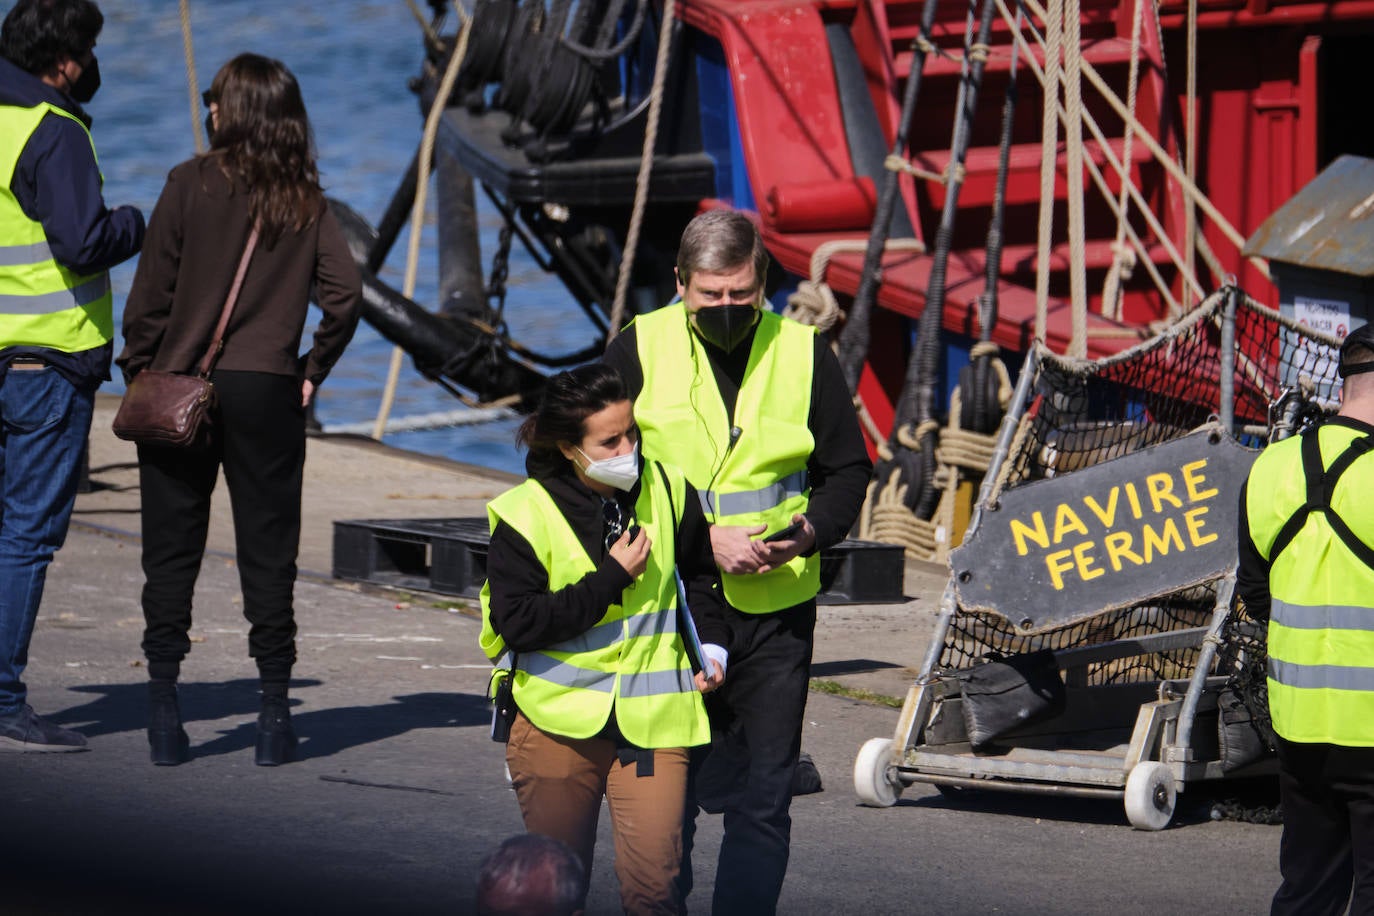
<box><xmin>46</xmin><ymin>679</ymin><xmax>491</xmax><ymax>759</ymax></box>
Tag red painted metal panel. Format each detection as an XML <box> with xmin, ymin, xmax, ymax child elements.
<box><xmin>675</xmin><ymin>2</ymin><xmax>857</xmax><ymax>212</ymax></box>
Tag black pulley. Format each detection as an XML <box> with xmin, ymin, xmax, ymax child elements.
<box><xmin>957</xmin><ymin>361</ymin><xmax>1004</xmax><ymax>435</ymax></box>
<box><xmin>458</xmin><ymin>0</ymin><xmax>519</xmax><ymax>109</ymax></box>
<box><xmin>521</xmin><ymin>41</ymin><xmax>596</xmax><ymax>137</ymax></box>
<box><xmin>494</xmin><ymin>0</ymin><xmax>546</xmax><ymax>119</ymax></box>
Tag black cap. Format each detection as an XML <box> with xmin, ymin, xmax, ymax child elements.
<box><xmin>1338</xmin><ymin>323</ymin><xmax>1374</xmax><ymax>378</ymax></box>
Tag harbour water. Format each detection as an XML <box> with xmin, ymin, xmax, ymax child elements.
<box><xmin>94</xmin><ymin>0</ymin><xmax>576</xmax><ymax>474</ymax></box>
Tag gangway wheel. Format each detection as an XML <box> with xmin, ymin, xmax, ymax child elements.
<box><xmin>854</xmin><ymin>737</ymin><xmax>903</xmax><ymax>808</ymax></box>
<box><xmin>1124</xmin><ymin>761</ymin><xmax>1177</xmax><ymax>831</ymax></box>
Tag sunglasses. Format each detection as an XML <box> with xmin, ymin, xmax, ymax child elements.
<box><xmin>602</xmin><ymin>499</ymin><xmax>628</xmax><ymax>552</ymax></box>
<box><xmin>201</xmin><ymin>90</ymin><xmax>216</xmax><ymax>107</ymax></box>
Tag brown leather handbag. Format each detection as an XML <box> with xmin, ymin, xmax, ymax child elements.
<box><xmin>113</xmin><ymin>226</ymin><xmax>259</xmax><ymax>449</ymax></box>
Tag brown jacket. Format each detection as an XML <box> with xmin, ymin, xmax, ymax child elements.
<box><xmin>117</xmin><ymin>156</ymin><xmax>360</xmax><ymax>385</ymax></box>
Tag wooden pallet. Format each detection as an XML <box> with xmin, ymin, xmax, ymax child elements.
<box><xmin>333</xmin><ymin>517</ymin><xmax>907</xmax><ymax>605</ymax></box>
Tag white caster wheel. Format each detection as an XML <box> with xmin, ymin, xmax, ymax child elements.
<box><xmin>854</xmin><ymin>737</ymin><xmax>903</xmax><ymax>808</ymax></box>
<box><xmin>1124</xmin><ymin>761</ymin><xmax>1176</xmax><ymax>830</ymax></box>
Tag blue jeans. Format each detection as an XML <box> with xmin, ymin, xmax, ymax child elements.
<box><xmin>0</xmin><ymin>365</ymin><xmax>93</xmax><ymax>716</ymax></box>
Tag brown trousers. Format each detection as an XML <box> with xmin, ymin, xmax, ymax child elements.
<box><xmin>506</xmin><ymin>712</ymin><xmax>690</xmax><ymax>916</ymax></box>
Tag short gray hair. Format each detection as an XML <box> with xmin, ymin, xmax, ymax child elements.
<box><xmin>676</xmin><ymin>209</ymin><xmax>769</xmax><ymax>288</ymax></box>
<box><xmin>476</xmin><ymin>834</ymin><xmax>586</xmax><ymax>916</ymax></box>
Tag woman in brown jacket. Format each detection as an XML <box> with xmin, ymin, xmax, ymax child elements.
<box><xmin>117</xmin><ymin>53</ymin><xmax>360</xmax><ymax>767</ymax></box>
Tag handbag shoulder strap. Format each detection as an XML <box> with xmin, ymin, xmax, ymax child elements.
<box><xmin>196</xmin><ymin>224</ymin><xmax>260</xmax><ymax>378</ymax></box>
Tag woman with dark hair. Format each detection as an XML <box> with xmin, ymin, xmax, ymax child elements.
<box><xmin>117</xmin><ymin>53</ymin><xmax>360</xmax><ymax>767</ymax></box>
<box><xmin>480</xmin><ymin>363</ymin><xmax>727</xmax><ymax>915</ymax></box>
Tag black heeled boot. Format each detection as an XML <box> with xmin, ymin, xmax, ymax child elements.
<box><xmin>255</xmin><ymin>693</ymin><xmax>297</xmax><ymax>766</ymax></box>
<box><xmin>147</xmin><ymin>678</ymin><xmax>189</xmax><ymax>766</ymax></box>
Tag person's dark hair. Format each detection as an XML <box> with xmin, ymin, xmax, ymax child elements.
<box><xmin>0</xmin><ymin>0</ymin><xmax>102</xmax><ymax>76</ymax></box>
<box><xmin>676</xmin><ymin>208</ymin><xmax>769</xmax><ymax>289</ymax></box>
<box><xmin>476</xmin><ymin>834</ymin><xmax>586</xmax><ymax>916</ymax></box>
<box><xmin>204</xmin><ymin>53</ymin><xmax>323</xmax><ymax>244</ymax></box>
<box><xmin>517</xmin><ymin>364</ymin><xmax>628</xmax><ymax>478</ymax></box>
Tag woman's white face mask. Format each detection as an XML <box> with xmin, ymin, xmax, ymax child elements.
<box><xmin>577</xmin><ymin>441</ymin><xmax>640</xmax><ymax>491</ymax></box>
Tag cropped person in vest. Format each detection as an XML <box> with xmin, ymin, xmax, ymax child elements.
<box><xmin>602</xmin><ymin>210</ymin><xmax>871</xmax><ymax>915</ymax></box>
<box><xmin>0</xmin><ymin>0</ymin><xmax>143</xmax><ymax>751</ymax></box>
<box><xmin>481</xmin><ymin>364</ymin><xmax>727</xmax><ymax>915</ymax></box>
<box><xmin>118</xmin><ymin>54</ymin><xmax>360</xmax><ymax>767</ymax></box>
<box><xmin>1239</xmin><ymin>324</ymin><xmax>1374</xmax><ymax>915</ymax></box>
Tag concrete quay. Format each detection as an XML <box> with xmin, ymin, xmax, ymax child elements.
<box><xmin>1</xmin><ymin>395</ymin><xmax>1279</xmax><ymax>915</ymax></box>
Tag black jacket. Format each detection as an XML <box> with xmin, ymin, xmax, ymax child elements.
<box><xmin>602</xmin><ymin>319</ymin><xmax>872</xmax><ymax>556</ymax></box>
<box><xmin>0</xmin><ymin>55</ymin><xmax>144</xmax><ymax>388</ymax></box>
<box><xmin>484</xmin><ymin>458</ymin><xmax>730</xmax><ymax>654</ymax></box>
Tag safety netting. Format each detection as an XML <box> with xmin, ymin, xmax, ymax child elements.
<box><xmin>935</xmin><ymin>287</ymin><xmax>1339</xmax><ymax>728</ymax></box>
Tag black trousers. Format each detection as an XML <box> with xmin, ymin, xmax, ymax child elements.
<box><xmin>138</xmin><ymin>370</ymin><xmax>304</xmax><ymax>676</ymax></box>
<box><xmin>680</xmin><ymin>600</ymin><xmax>816</xmax><ymax>916</ymax></box>
<box><xmin>1272</xmin><ymin>736</ymin><xmax>1374</xmax><ymax>916</ymax></box>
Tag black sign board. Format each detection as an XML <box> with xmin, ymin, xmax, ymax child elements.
<box><xmin>950</xmin><ymin>427</ymin><xmax>1257</xmax><ymax>632</ymax></box>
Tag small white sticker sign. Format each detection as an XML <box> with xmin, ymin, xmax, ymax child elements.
<box><xmin>1294</xmin><ymin>296</ymin><xmax>1351</xmax><ymax>339</ymax></box>
<box><xmin>1293</xmin><ymin>296</ymin><xmax>1352</xmax><ymax>399</ymax></box>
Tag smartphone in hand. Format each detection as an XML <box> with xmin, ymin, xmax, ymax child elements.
<box><xmin>761</xmin><ymin>519</ymin><xmax>803</xmax><ymax>543</ymax></box>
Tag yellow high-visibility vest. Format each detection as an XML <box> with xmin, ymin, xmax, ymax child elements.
<box><xmin>1246</xmin><ymin>420</ymin><xmax>1374</xmax><ymax>745</ymax></box>
<box><xmin>630</xmin><ymin>303</ymin><xmax>818</xmax><ymax>612</ymax></box>
<box><xmin>479</xmin><ymin>462</ymin><xmax>709</xmax><ymax>749</ymax></box>
<box><xmin>0</xmin><ymin>102</ymin><xmax>113</xmax><ymax>352</ymax></box>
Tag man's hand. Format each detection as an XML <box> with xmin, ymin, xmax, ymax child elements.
<box><xmin>608</xmin><ymin>527</ymin><xmax>651</xmax><ymax>578</ymax></box>
<box><xmin>710</xmin><ymin>523</ymin><xmax>769</xmax><ymax>574</ymax></box>
<box><xmin>754</xmin><ymin>514</ymin><xmax>816</xmax><ymax>572</ymax></box>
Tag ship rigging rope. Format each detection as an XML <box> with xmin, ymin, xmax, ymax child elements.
<box><xmin>999</xmin><ymin>0</ymin><xmax>1204</xmax><ymax>310</ymax></box>
<box><xmin>1032</xmin><ymin>0</ymin><xmax>1063</xmax><ymax>347</ymax></box>
<box><xmin>1102</xmin><ymin>0</ymin><xmax>1144</xmax><ymax>322</ymax></box>
<box><xmin>178</xmin><ymin>0</ymin><xmax>206</xmax><ymax>154</ymax></box>
<box><xmin>1184</xmin><ymin>0</ymin><xmax>1199</xmax><ymax>310</ymax></box>
<box><xmin>1062</xmin><ymin>0</ymin><xmax>1088</xmax><ymax>357</ymax></box>
<box><xmin>372</xmin><ymin>2</ymin><xmax>473</xmax><ymax>440</ymax></box>
<box><xmin>606</xmin><ymin>0</ymin><xmax>676</xmax><ymax>342</ymax></box>
<box><xmin>1015</xmin><ymin>0</ymin><xmax>1269</xmax><ymax>281</ymax></box>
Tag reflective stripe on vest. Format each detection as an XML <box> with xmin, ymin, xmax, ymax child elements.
<box><xmin>1246</xmin><ymin>421</ymin><xmax>1374</xmax><ymax>745</ymax></box>
<box><xmin>0</xmin><ymin>240</ymin><xmax>51</xmax><ymax>267</ymax></box>
<box><xmin>554</xmin><ymin>605</ymin><xmax>678</xmax><ymax>656</ymax></box>
<box><xmin>1271</xmin><ymin>598</ymin><xmax>1374</xmax><ymax>632</ymax></box>
<box><xmin>698</xmin><ymin>469</ymin><xmax>808</xmax><ymax>518</ymax></box>
<box><xmin>1268</xmin><ymin>657</ymin><xmax>1374</xmax><ymax>692</ymax></box>
<box><xmin>632</xmin><ymin>303</ymin><xmax>819</xmax><ymax>613</ymax></box>
<box><xmin>0</xmin><ymin>101</ymin><xmax>113</xmax><ymax>351</ymax></box>
<box><xmin>478</xmin><ymin>467</ymin><xmax>710</xmax><ymax>748</ymax></box>
<box><xmin>0</xmin><ymin>272</ymin><xmax>110</xmax><ymax>314</ymax></box>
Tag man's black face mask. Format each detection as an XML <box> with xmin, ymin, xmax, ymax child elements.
<box><xmin>691</xmin><ymin>304</ymin><xmax>759</xmax><ymax>353</ymax></box>
<box><xmin>68</xmin><ymin>56</ymin><xmax>100</xmax><ymax>103</ymax></box>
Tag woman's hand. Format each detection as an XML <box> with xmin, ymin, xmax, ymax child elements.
<box><xmin>694</xmin><ymin>658</ymin><xmax>725</xmax><ymax>693</ymax></box>
<box><xmin>608</xmin><ymin>527</ymin><xmax>651</xmax><ymax>578</ymax></box>
<box><xmin>301</xmin><ymin>379</ymin><xmax>315</xmax><ymax>407</ymax></box>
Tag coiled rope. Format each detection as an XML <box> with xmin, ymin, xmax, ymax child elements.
<box><xmin>784</xmin><ymin>237</ymin><xmax>926</xmax><ymax>334</ymax></box>
<box><xmin>373</xmin><ymin>2</ymin><xmax>473</xmax><ymax>440</ymax></box>
<box><xmin>860</xmin><ymin>341</ymin><xmax>1014</xmax><ymax>561</ymax></box>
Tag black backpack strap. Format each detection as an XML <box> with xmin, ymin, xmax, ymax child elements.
<box><xmin>653</xmin><ymin>460</ymin><xmax>677</xmax><ymax>528</ymax></box>
<box><xmin>1268</xmin><ymin>427</ymin><xmax>1374</xmax><ymax>568</ymax></box>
